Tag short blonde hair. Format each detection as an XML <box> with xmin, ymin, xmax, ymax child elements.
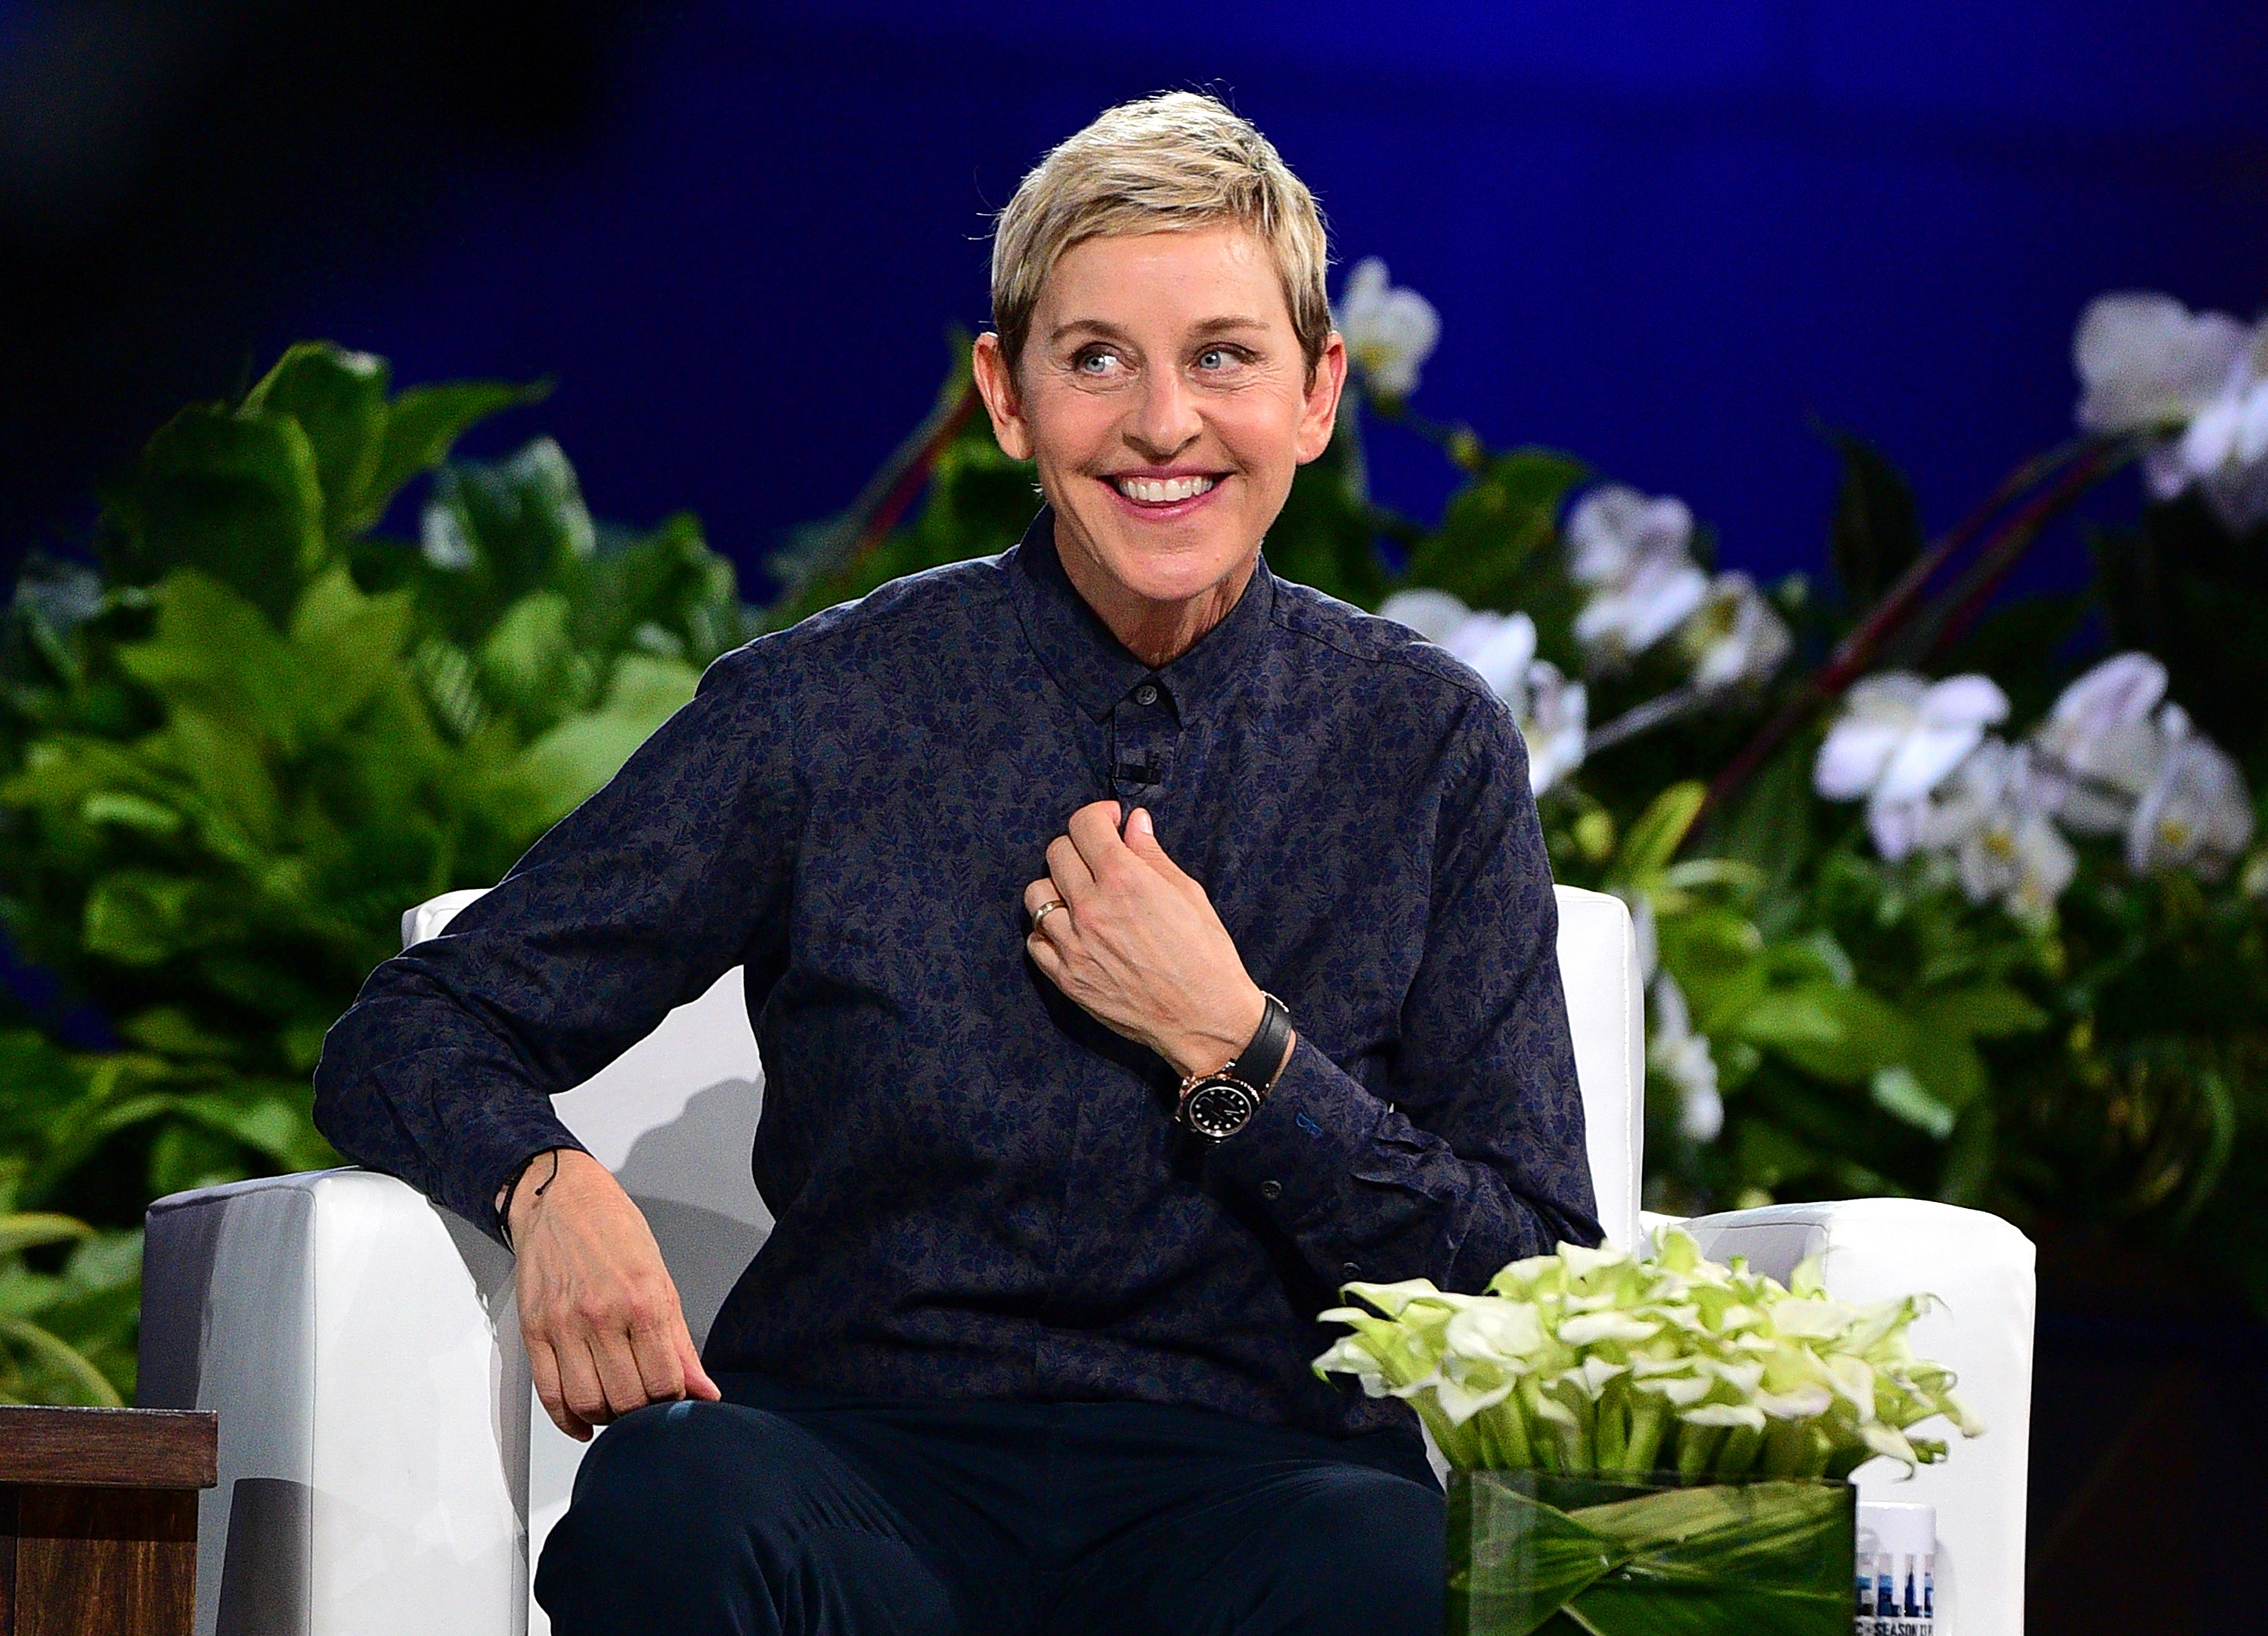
<box><xmin>990</xmin><ymin>91</ymin><xmax>1331</xmax><ymax>376</ymax></box>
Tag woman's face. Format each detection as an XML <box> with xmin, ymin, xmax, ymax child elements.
<box><xmin>975</xmin><ymin>225</ymin><xmax>1346</xmax><ymax>612</ymax></box>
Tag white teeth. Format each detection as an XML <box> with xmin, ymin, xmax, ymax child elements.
<box><xmin>1113</xmin><ymin>474</ymin><xmax>1218</xmax><ymax>504</ymax></box>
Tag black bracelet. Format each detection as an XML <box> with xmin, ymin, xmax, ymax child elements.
<box><xmin>1228</xmin><ymin>993</ymin><xmax>1294</xmax><ymax>1098</ymax></box>
<box><xmin>496</xmin><ymin>1148</ymin><xmax>562</xmax><ymax>1250</ymax></box>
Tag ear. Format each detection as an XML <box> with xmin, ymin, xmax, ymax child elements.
<box><xmin>1294</xmin><ymin>333</ymin><xmax>1349</xmax><ymax>466</ymax></box>
<box><xmin>972</xmin><ymin>332</ymin><xmax>1035</xmax><ymax>462</ymax></box>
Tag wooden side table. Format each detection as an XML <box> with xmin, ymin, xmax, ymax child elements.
<box><xmin>0</xmin><ymin>1404</ymin><xmax>217</xmax><ymax>1636</ymax></box>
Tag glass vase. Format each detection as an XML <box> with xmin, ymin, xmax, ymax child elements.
<box><xmin>1445</xmin><ymin>1467</ymin><xmax>1857</xmax><ymax>1636</ymax></box>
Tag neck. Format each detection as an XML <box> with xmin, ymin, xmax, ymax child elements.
<box><xmin>1051</xmin><ymin>521</ymin><xmax>1258</xmax><ymax>670</ymax></box>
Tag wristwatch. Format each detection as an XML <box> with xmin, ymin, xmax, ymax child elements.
<box><xmin>1175</xmin><ymin>993</ymin><xmax>1294</xmax><ymax>1141</ymax></box>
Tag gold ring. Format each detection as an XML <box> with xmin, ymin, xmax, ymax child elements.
<box><xmin>1032</xmin><ymin>898</ymin><xmax>1066</xmax><ymax>931</ymax></box>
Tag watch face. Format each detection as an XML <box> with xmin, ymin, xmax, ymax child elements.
<box><xmin>1184</xmin><ymin>1077</ymin><xmax>1259</xmax><ymax>1140</ymax></box>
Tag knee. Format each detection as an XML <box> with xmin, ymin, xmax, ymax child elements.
<box><xmin>560</xmin><ymin>1399</ymin><xmax>812</xmax><ymax>1560</ymax></box>
<box><xmin>1272</xmin><ymin>1469</ymin><xmax>1444</xmax><ymax>1630</ymax></box>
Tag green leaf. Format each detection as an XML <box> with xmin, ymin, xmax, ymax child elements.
<box><xmin>287</xmin><ymin>565</ymin><xmax>419</xmax><ymax>734</ymax></box>
<box><xmin>0</xmin><ymin>1212</ymin><xmax>91</xmax><ymax>1256</ymax></box>
<box><xmin>358</xmin><ymin>380</ymin><xmax>544</xmax><ymax>531</ymax></box>
<box><xmin>477</xmin><ymin>655</ymin><xmax>698</xmax><ymax>839</ymax></box>
<box><xmin>479</xmin><ymin>590</ymin><xmax>594</xmax><ymax>733</ymax></box>
<box><xmin>1616</xmin><ymin>783</ymin><xmax>1708</xmax><ymax>882</ymax></box>
<box><xmin>242</xmin><ymin>342</ymin><xmax>390</xmax><ymax>538</ymax></box>
<box><xmin>1913</xmin><ymin>984</ymin><xmax>2047</xmax><ymax>1040</ymax></box>
<box><xmin>172</xmin><ymin>1091</ymin><xmax>333</xmax><ymax>1173</ymax></box>
<box><xmin>1400</xmin><ymin>449</ymin><xmax>1588</xmax><ymax>612</ymax></box>
<box><xmin>82</xmin><ymin>871</ymin><xmax>222</xmax><ymax>965</ymax></box>
<box><xmin>426</xmin><ymin>438</ymin><xmax>597</xmax><ymax>610</ymax></box>
<box><xmin>1737</xmin><ymin>982</ymin><xmax>1911</xmax><ymax>1084</ymax></box>
<box><xmin>114</xmin><ymin>569</ymin><xmax>302</xmax><ymax>746</ymax></box>
<box><xmin>102</xmin><ymin>405</ymin><xmax>327</xmax><ymax>624</ymax></box>
<box><xmin>1826</xmin><ymin>430</ymin><xmax>1920</xmax><ymax>610</ymax></box>
<box><xmin>0</xmin><ymin>1312</ymin><xmax>124</xmax><ymax>1405</ymax></box>
<box><xmin>1870</xmin><ymin>1066</ymin><xmax>1957</xmax><ymax>1139</ymax></box>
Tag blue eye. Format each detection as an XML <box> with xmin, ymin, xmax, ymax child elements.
<box><xmin>1198</xmin><ymin>349</ymin><xmax>1227</xmax><ymax>369</ymax></box>
<box><xmin>1077</xmin><ymin>350</ymin><xmax>1120</xmax><ymax>375</ymax></box>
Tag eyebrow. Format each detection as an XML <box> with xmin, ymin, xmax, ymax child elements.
<box><xmin>1047</xmin><ymin>314</ymin><xmax>1274</xmax><ymax>345</ymax></box>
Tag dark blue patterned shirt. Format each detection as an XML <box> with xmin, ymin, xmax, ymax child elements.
<box><xmin>314</xmin><ymin>510</ymin><xmax>1599</xmax><ymax>1436</ymax></box>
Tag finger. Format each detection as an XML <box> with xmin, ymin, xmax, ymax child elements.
<box><xmin>678</xmin><ymin>1327</ymin><xmax>723</xmax><ymax>1402</ymax></box>
<box><xmin>1024</xmin><ymin>876</ymin><xmax>1069</xmax><ymax>920</ymax></box>
<box><xmin>590</xmin><ymin>1325</ymin><xmax>655</xmax><ymax>1420</ymax></box>
<box><xmin>1046</xmin><ymin>834</ymin><xmax>1096</xmax><ymax>904</ymax></box>
<box><xmin>1026</xmin><ymin>929</ymin><xmax>1069</xmax><ymax>986</ymax></box>
<box><xmin>627</xmin><ymin>1312</ymin><xmax>687</xmax><ymax>1406</ymax></box>
<box><xmin>529</xmin><ymin>1337</ymin><xmax>593</xmax><ymax>1442</ymax></box>
<box><xmin>1121</xmin><ymin>807</ymin><xmax>1188</xmax><ymax>878</ymax></box>
<box><xmin>553</xmin><ymin>1334</ymin><xmax>612</xmax><ymax>1434</ymax></box>
<box><xmin>1066</xmin><ymin>801</ymin><xmax>1132</xmax><ymax>877</ymax></box>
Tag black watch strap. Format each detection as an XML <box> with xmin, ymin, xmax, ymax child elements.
<box><xmin>1228</xmin><ymin>993</ymin><xmax>1294</xmax><ymax>1095</ymax></box>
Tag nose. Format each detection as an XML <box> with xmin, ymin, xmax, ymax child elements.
<box><xmin>1124</xmin><ymin>366</ymin><xmax>1203</xmax><ymax>463</ymax></box>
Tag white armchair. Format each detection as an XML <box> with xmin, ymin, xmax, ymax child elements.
<box><xmin>138</xmin><ymin>885</ymin><xmax>2033</xmax><ymax>1636</ymax></box>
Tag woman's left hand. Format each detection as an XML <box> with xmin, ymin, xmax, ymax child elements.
<box><xmin>1024</xmin><ymin>801</ymin><xmax>1267</xmax><ymax>1078</ymax></box>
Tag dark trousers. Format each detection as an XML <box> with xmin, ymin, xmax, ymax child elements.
<box><xmin>534</xmin><ymin>1374</ymin><xmax>1445</xmax><ymax>1635</ymax></box>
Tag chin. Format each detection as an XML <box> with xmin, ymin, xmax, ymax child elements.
<box><xmin>1099</xmin><ymin>531</ymin><xmax>1251</xmax><ymax>604</ymax></box>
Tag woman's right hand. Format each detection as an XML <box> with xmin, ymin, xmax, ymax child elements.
<box><xmin>504</xmin><ymin>1148</ymin><xmax>721</xmax><ymax>1440</ymax></box>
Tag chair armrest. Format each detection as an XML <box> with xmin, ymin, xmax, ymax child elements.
<box><xmin>1672</xmin><ymin>1198</ymin><xmax>2035</xmax><ymax>1636</ymax></box>
<box><xmin>139</xmin><ymin>1169</ymin><xmax>528</xmax><ymax>1636</ymax></box>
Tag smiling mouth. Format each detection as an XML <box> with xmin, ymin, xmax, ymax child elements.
<box><xmin>1109</xmin><ymin>473</ymin><xmax>1220</xmax><ymax>504</ymax></box>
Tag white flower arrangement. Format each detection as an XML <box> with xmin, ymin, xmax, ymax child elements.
<box><xmin>1314</xmin><ymin>1232</ymin><xmax>1982</xmax><ymax>1480</ymax></box>
<box><xmin>1816</xmin><ymin>651</ymin><xmax>2255</xmax><ymax>913</ymax></box>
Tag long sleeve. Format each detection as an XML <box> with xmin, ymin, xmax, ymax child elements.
<box><xmin>311</xmin><ymin>641</ymin><xmax>801</xmax><ymax>1241</ymax></box>
<box><xmin>1206</xmin><ymin>696</ymin><xmax>1600</xmax><ymax>1290</ymax></box>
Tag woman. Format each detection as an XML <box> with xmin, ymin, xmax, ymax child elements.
<box><xmin>315</xmin><ymin>91</ymin><xmax>1597</xmax><ymax>1636</ymax></box>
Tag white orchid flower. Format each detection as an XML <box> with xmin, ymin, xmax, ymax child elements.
<box><xmin>1574</xmin><ymin>552</ymin><xmax>1710</xmax><ymax>668</ymax></box>
<box><xmin>2174</xmin><ymin>357</ymin><xmax>2268</xmax><ymax>533</ymax></box>
<box><xmin>2072</xmin><ymin>293</ymin><xmax>2268</xmax><ymax>531</ymax></box>
<box><xmin>2032</xmin><ymin>651</ymin><xmax>2172</xmax><ymax>831</ymax></box>
<box><xmin>1397</xmin><ymin>601</ymin><xmax>1588</xmax><ymax>797</ymax></box>
<box><xmin>1647</xmin><ymin>971</ymin><xmax>1722</xmax><ymax>1142</ymax></box>
<box><xmin>1334</xmin><ymin>259</ymin><xmax>1439</xmax><ymax>400</ymax></box>
<box><xmin>1908</xmin><ymin>737</ymin><xmax>2078</xmax><ymax>920</ymax></box>
<box><xmin>1680</xmin><ymin>571</ymin><xmax>1793</xmax><ymax>696</ymax></box>
<box><xmin>1564</xmin><ymin>486</ymin><xmax>1696</xmax><ymax>587</ymax></box>
<box><xmin>2073</xmin><ymin>292</ymin><xmax>2251</xmax><ymax>438</ymax></box>
<box><xmin>1375</xmin><ymin>587</ymin><xmax>1472</xmax><ymax>645</ymax></box>
<box><xmin>1437</xmin><ymin>608</ymin><xmax>1537</xmax><ymax>699</ymax></box>
<box><xmin>1814</xmin><ymin>672</ymin><xmax>2010</xmax><ymax>858</ymax></box>
<box><xmin>2127</xmin><ymin>726</ymin><xmax>2256</xmax><ymax>878</ymax></box>
<box><xmin>1519</xmin><ymin>660</ymin><xmax>1588</xmax><ymax>797</ymax></box>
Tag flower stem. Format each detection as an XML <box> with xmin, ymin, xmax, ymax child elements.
<box><xmin>1622</xmin><ymin>1399</ymin><xmax>1668</xmax><ymax>1476</ymax></box>
<box><xmin>1714</xmin><ymin>1424</ymin><xmax>1764</xmax><ymax>1479</ymax></box>
<box><xmin>1678</xmin><ymin>1424</ymin><xmax>1724</xmax><ymax>1481</ymax></box>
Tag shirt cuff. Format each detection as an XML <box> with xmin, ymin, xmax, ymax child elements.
<box><xmin>455</xmin><ymin>1110</ymin><xmax>590</xmax><ymax>1249</ymax></box>
<box><xmin>1204</xmin><ymin>1034</ymin><xmax>1383</xmax><ymax>1244</ymax></box>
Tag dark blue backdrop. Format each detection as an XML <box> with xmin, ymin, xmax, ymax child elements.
<box><xmin>17</xmin><ymin>1</ymin><xmax>2268</xmax><ymax>596</ymax></box>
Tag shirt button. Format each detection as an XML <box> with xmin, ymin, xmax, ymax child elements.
<box><xmin>1134</xmin><ymin>683</ymin><xmax>1159</xmax><ymax>705</ymax></box>
<box><xmin>1259</xmin><ymin>1180</ymin><xmax>1283</xmax><ymax>1201</ymax></box>
<box><xmin>1340</xmin><ymin>1262</ymin><xmax>1362</xmax><ymax>1280</ymax></box>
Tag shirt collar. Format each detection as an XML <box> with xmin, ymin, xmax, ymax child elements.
<box><xmin>1005</xmin><ymin>506</ymin><xmax>1278</xmax><ymax>723</ymax></box>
